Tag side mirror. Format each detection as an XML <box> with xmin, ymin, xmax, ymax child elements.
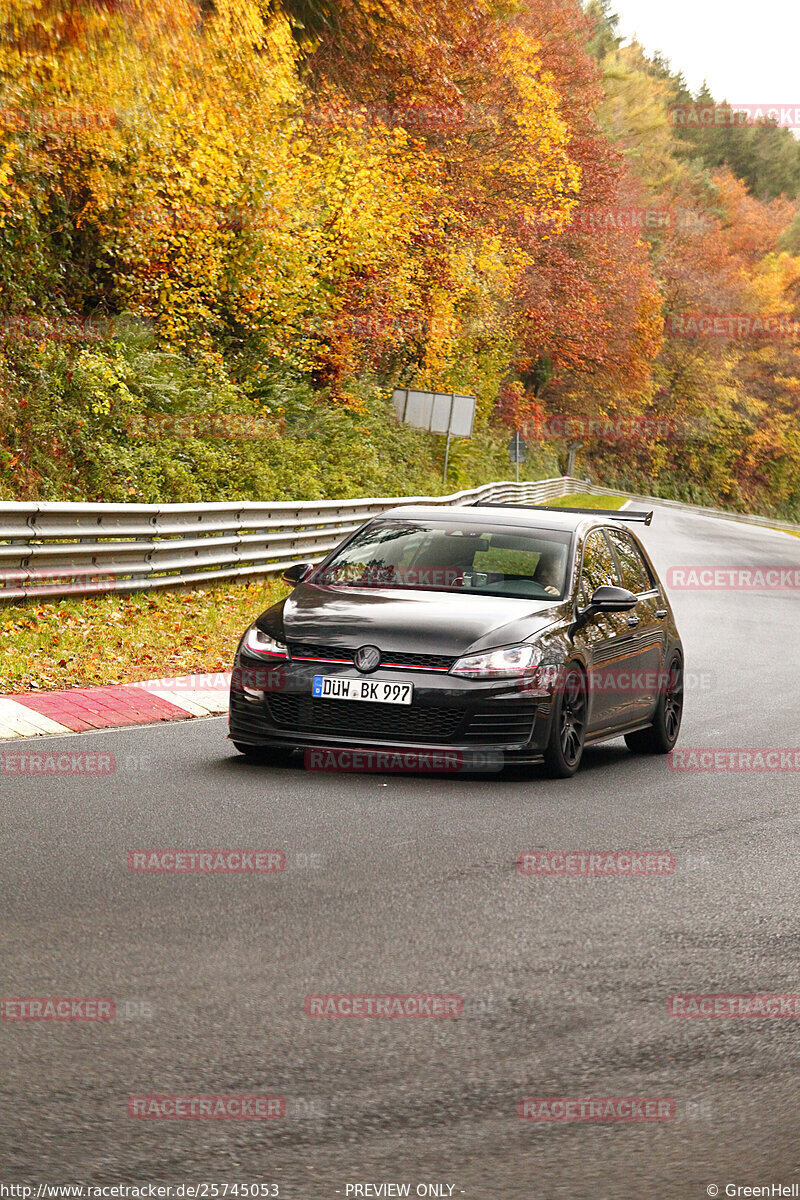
<box><xmin>571</xmin><ymin>584</ymin><xmax>637</xmax><ymax>635</ymax></box>
<box><xmin>282</xmin><ymin>561</ymin><xmax>314</xmax><ymax>585</ymax></box>
<box><xmin>586</xmin><ymin>584</ymin><xmax>638</xmax><ymax>613</ymax></box>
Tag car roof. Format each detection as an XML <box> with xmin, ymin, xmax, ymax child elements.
<box><xmin>374</xmin><ymin>504</ymin><xmax>629</xmax><ymax>535</ymax></box>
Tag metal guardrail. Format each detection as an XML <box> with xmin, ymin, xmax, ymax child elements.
<box><xmin>2</xmin><ymin>476</ymin><xmax>797</xmax><ymax>601</ymax></box>
<box><xmin>0</xmin><ymin>477</ymin><xmax>576</xmax><ymax>601</ymax></box>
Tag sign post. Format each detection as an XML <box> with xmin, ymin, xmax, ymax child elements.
<box><xmin>507</xmin><ymin>432</ymin><xmax>527</xmax><ymax>483</ymax></box>
<box><xmin>443</xmin><ymin>427</ymin><xmax>453</xmax><ymax>484</ymax></box>
<box><xmin>566</xmin><ymin>441</ymin><xmax>583</xmax><ymax>477</ymax></box>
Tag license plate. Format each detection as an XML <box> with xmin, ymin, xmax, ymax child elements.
<box><xmin>312</xmin><ymin>676</ymin><xmax>413</xmax><ymax>705</ymax></box>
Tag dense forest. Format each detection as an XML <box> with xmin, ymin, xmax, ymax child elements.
<box><xmin>1</xmin><ymin>0</ymin><xmax>799</xmax><ymax>515</ymax></box>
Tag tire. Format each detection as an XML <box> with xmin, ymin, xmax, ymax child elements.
<box><xmin>232</xmin><ymin>742</ymin><xmax>293</xmax><ymax>764</ymax></box>
<box><xmin>625</xmin><ymin>654</ymin><xmax>683</xmax><ymax>755</ymax></box>
<box><xmin>542</xmin><ymin>664</ymin><xmax>587</xmax><ymax>778</ymax></box>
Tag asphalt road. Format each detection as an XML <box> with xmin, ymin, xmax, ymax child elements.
<box><xmin>2</xmin><ymin>504</ymin><xmax>800</xmax><ymax>1198</ymax></box>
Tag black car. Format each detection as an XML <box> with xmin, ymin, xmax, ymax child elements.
<box><xmin>229</xmin><ymin>504</ymin><xmax>683</xmax><ymax>777</ymax></box>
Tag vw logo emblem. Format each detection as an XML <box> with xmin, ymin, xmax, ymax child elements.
<box><xmin>354</xmin><ymin>645</ymin><xmax>381</xmax><ymax>673</ymax></box>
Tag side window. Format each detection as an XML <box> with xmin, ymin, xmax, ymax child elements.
<box><xmin>606</xmin><ymin>529</ymin><xmax>651</xmax><ymax>594</ymax></box>
<box><xmin>579</xmin><ymin>530</ymin><xmax>618</xmax><ymax>605</ymax></box>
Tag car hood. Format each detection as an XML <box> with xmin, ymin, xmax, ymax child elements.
<box><xmin>260</xmin><ymin>584</ymin><xmax>565</xmax><ymax>656</ymax></box>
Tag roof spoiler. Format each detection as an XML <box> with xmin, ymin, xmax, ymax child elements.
<box><xmin>473</xmin><ymin>502</ymin><xmax>653</xmax><ymax>526</ymax></box>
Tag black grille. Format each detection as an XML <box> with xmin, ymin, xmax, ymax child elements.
<box><xmin>289</xmin><ymin>641</ymin><xmax>355</xmax><ymax>662</ymax></box>
<box><xmin>464</xmin><ymin>705</ymin><xmax>538</xmax><ymax>743</ymax></box>
<box><xmin>288</xmin><ymin>642</ymin><xmax>456</xmax><ymax>672</ymax></box>
<box><xmin>380</xmin><ymin>650</ymin><xmax>457</xmax><ymax>670</ymax></box>
<box><xmin>229</xmin><ymin>691</ymin><xmax>274</xmax><ymax>740</ymax></box>
<box><xmin>232</xmin><ymin>690</ymin><xmax>539</xmax><ymax>748</ymax></box>
<box><xmin>265</xmin><ymin>694</ymin><xmax>464</xmax><ymax>742</ymax></box>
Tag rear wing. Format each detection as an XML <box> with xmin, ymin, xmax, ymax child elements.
<box><xmin>473</xmin><ymin>502</ymin><xmax>653</xmax><ymax>526</ymax></box>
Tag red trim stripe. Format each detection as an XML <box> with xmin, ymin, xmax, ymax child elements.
<box><xmin>294</xmin><ymin>655</ymin><xmax>449</xmax><ymax>672</ymax></box>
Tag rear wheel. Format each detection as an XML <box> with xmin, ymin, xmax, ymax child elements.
<box><xmin>625</xmin><ymin>654</ymin><xmax>683</xmax><ymax>754</ymax></box>
<box><xmin>542</xmin><ymin>665</ymin><xmax>587</xmax><ymax>778</ymax></box>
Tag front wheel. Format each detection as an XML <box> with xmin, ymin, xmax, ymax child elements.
<box><xmin>625</xmin><ymin>654</ymin><xmax>683</xmax><ymax>755</ymax></box>
<box><xmin>542</xmin><ymin>665</ymin><xmax>587</xmax><ymax>778</ymax></box>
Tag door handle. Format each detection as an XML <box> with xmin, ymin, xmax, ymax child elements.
<box><xmin>626</xmin><ymin>615</ymin><xmax>640</xmax><ymax>628</ymax></box>
<box><xmin>655</xmin><ymin>609</ymin><xmax>668</xmax><ymax>619</ymax></box>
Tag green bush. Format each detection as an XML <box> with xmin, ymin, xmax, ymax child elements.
<box><xmin>0</xmin><ymin>321</ymin><xmax>561</xmax><ymax>502</ymax></box>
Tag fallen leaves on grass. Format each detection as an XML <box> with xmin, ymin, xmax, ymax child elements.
<box><xmin>0</xmin><ymin>579</ymin><xmax>287</xmax><ymax>693</ymax></box>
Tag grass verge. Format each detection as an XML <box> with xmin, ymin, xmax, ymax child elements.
<box><xmin>547</xmin><ymin>492</ymin><xmax>627</xmax><ymax>509</ymax></box>
<box><xmin>0</xmin><ymin>579</ymin><xmax>288</xmax><ymax>695</ymax></box>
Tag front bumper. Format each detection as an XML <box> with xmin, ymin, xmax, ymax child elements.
<box><xmin>228</xmin><ymin>655</ymin><xmax>554</xmax><ymax>763</ymax></box>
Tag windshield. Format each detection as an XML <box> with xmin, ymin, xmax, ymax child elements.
<box><xmin>315</xmin><ymin>520</ymin><xmax>573</xmax><ymax>600</ymax></box>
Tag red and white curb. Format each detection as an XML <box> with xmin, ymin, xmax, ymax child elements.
<box><xmin>0</xmin><ymin>672</ymin><xmax>230</xmax><ymax>740</ymax></box>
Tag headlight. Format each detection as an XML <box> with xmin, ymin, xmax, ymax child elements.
<box><xmin>243</xmin><ymin>626</ymin><xmax>289</xmax><ymax>658</ymax></box>
<box><xmin>450</xmin><ymin>643</ymin><xmax>541</xmax><ymax>679</ymax></box>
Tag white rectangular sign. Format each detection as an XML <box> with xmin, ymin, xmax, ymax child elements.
<box><xmin>392</xmin><ymin>390</ymin><xmax>476</xmax><ymax>438</ymax></box>
<box><xmin>450</xmin><ymin>394</ymin><xmax>477</xmax><ymax>437</ymax></box>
